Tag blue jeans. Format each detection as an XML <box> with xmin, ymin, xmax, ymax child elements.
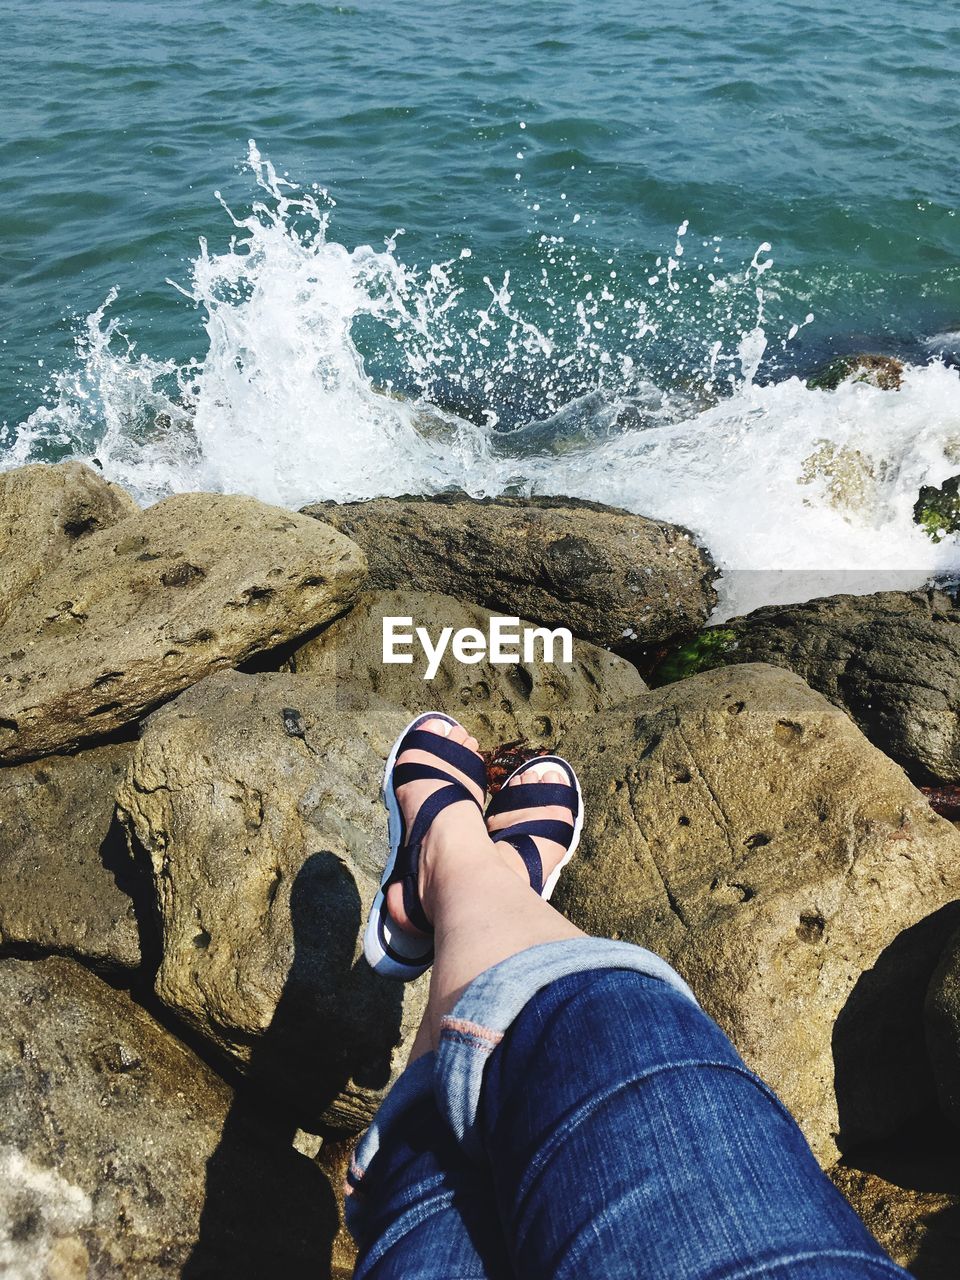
<box><xmin>347</xmin><ymin>940</ymin><xmax>908</xmax><ymax>1279</ymax></box>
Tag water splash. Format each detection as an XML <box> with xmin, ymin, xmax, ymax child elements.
<box><xmin>8</xmin><ymin>142</ymin><xmax>960</xmax><ymax>615</ymax></box>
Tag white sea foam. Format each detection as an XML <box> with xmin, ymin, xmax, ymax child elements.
<box><xmin>9</xmin><ymin>143</ymin><xmax>960</xmax><ymax>617</ymax></box>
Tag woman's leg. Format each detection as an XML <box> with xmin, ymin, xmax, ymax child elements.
<box><xmin>385</xmin><ymin>723</ymin><xmax>908</xmax><ymax>1279</ymax></box>
<box><xmin>375</xmin><ymin>721</ymin><xmax>908</xmax><ymax>1278</ymax></box>
<box><xmin>349</xmin><ymin>1068</ymin><xmax>510</xmax><ymax>1280</ymax></box>
<box><xmin>479</xmin><ymin>968</ymin><xmax>909</xmax><ymax>1280</ymax></box>
<box><xmin>351</xmin><ymin>718</ymin><xmax>540</xmax><ymax>1279</ymax></box>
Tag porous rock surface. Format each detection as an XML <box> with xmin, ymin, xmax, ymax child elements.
<box><xmin>0</xmin><ymin>742</ymin><xmax>140</xmax><ymax>968</ymax></box>
<box><xmin>0</xmin><ymin>955</ymin><xmax>344</xmax><ymax>1279</ymax></box>
<box><xmin>305</xmin><ymin>492</ymin><xmax>717</xmax><ymax>651</ymax></box>
<box><xmin>717</xmin><ymin>589</ymin><xmax>960</xmax><ymax>784</ymax></box>
<box><xmin>290</xmin><ymin>589</ymin><xmax>647</xmax><ymax>746</ymax></box>
<box><xmin>116</xmin><ymin>669</ymin><xmax>426</xmax><ymax>1133</ymax></box>
<box><xmin>0</xmin><ymin>492</ymin><xmax>367</xmax><ymax>763</ymax></box>
<box><xmin>553</xmin><ymin>663</ymin><xmax>960</xmax><ymax>1163</ymax></box>
<box><xmin>0</xmin><ymin>461</ymin><xmax>137</xmax><ymax>625</ymax></box>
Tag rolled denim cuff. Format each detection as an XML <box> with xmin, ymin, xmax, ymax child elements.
<box><xmin>434</xmin><ymin>938</ymin><xmax>697</xmax><ymax>1156</ymax></box>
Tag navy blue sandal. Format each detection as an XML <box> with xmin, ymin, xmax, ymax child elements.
<box><xmin>483</xmin><ymin>756</ymin><xmax>583</xmax><ymax>900</ymax></box>
<box><xmin>364</xmin><ymin>712</ymin><xmax>488</xmax><ymax>980</ymax></box>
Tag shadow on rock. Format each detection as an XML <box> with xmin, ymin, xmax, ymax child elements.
<box><xmin>832</xmin><ymin>1114</ymin><xmax>960</xmax><ymax>1280</ymax></box>
<box><xmin>184</xmin><ymin>852</ymin><xmax>403</xmax><ymax>1278</ymax></box>
<box><xmin>832</xmin><ymin>903</ymin><xmax>960</xmax><ymax>1153</ymax></box>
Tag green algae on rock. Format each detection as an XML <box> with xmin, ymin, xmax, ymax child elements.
<box><xmin>807</xmin><ymin>354</ymin><xmax>904</xmax><ymax>392</ymax></box>
<box><xmin>914</xmin><ymin>475</ymin><xmax>960</xmax><ymax>543</ymax></box>
<box><xmin>650</xmin><ymin>628</ymin><xmax>738</xmax><ymax>685</ymax></box>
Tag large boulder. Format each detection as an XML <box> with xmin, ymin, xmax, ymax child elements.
<box><xmin>925</xmin><ymin>926</ymin><xmax>960</xmax><ymax>1128</ymax></box>
<box><xmin>0</xmin><ymin>492</ymin><xmax>367</xmax><ymax>763</ymax></box>
<box><xmin>0</xmin><ymin>461</ymin><xmax>138</xmax><ymax>625</ymax></box>
<box><xmin>290</xmin><ymin>589</ymin><xmax>647</xmax><ymax>747</ymax></box>
<box><xmin>0</xmin><ymin>743</ymin><xmax>141</xmax><ymax>968</ymax></box>
<box><xmin>552</xmin><ymin>663</ymin><xmax>960</xmax><ymax>1163</ymax></box>
<box><xmin>0</xmin><ymin>955</ymin><xmax>345</xmax><ymax>1279</ymax></box>
<box><xmin>661</xmin><ymin>590</ymin><xmax>960</xmax><ymax>784</ymax></box>
<box><xmin>116</xmin><ymin>670</ymin><xmax>426</xmax><ymax>1134</ymax></box>
<box><xmin>304</xmin><ymin>493</ymin><xmax>717</xmax><ymax>652</ymax></box>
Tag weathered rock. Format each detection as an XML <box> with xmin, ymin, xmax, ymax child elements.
<box><xmin>807</xmin><ymin>353</ymin><xmax>904</xmax><ymax>392</ymax></box>
<box><xmin>0</xmin><ymin>955</ymin><xmax>346</xmax><ymax>1279</ymax></box>
<box><xmin>0</xmin><ymin>492</ymin><xmax>367</xmax><ymax>763</ymax></box>
<box><xmin>552</xmin><ymin>663</ymin><xmax>960</xmax><ymax>1163</ymax></box>
<box><xmin>0</xmin><ymin>743</ymin><xmax>141</xmax><ymax>968</ymax></box>
<box><xmin>924</xmin><ymin>926</ymin><xmax>960</xmax><ymax>1129</ymax></box>
<box><xmin>304</xmin><ymin>493</ymin><xmax>717</xmax><ymax>651</ymax></box>
<box><xmin>682</xmin><ymin>589</ymin><xmax>960</xmax><ymax>784</ymax></box>
<box><xmin>116</xmin><ymin>670</ymin><xmax>426</xmax><ymax>1133</ymax></box>
<box><xmin>0</xmin><ymin>461</ymin><xmax>138</xmax><ymax>625</ymax></box>
<box><xmin>290</xmin><ymin>589</ymin><xmax>647</xmax><ymax>747</ymax></box>
<box><xmin>830</xmin><ymin>1128</ymin><xmax>960</xmax><ymax>1280</ymax></box>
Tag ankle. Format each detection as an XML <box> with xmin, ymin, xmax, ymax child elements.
<box><xmin>419</xmin><ymin>828</ymin><xmax>498</xmax><ymax>923</ymax></box>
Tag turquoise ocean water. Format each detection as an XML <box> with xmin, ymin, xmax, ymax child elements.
<box><xmin>2</xmin><ymin>0</ymin><xmax>959</xmax><ymax>611</ymax></box>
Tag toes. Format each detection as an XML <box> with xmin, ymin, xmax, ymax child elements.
<box><xmin>464</xmin><ymin>735</ymin><xmax>480</xmax><ymax>754</ymax></box>
<box><xmin>511</xmin><ymin>764</ymin><xmax>565</xmax><ymax>786</ymax></box>
<box><xmin>420</xmin><ymin>717</ymin><xmax>452</xmax><ymax>738</ymax></box>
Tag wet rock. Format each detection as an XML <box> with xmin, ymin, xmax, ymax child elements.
<box><xmin>0</xmin><ymin>955</ymin><xmax>343</xmax><ymax>1279</ymax></box>
<box><xmin>0</xmin><ymin>461</ymin><xmax>137</xmax><ymax>625</ymax></box>
<box><xmin>553</xmin><ymin>663</ymin><xmax>960</xmax><ymax>1163</ymax></box>
<box><xmin>304</xmin><ymin>492</ymin><xmax>717</xmax><ymax>652</ymax></box>
<box><xmin>290</xmin><ymin>589</ymin><xmax>647</xmax><ymax>747</ymax></box>
<box><xmin>0</xmin><ymin>743</ymin><xmax>141</xmax><ymax>968</ymax></box>
<box><xmin>680</xmin><ymin>589</ymin><xmax>960</xmax><ymax>784</ymax></box>
<box><xmin>0</xmin><ymin>492</ymin><xmax>367</xmax><ymax>763</ymax></box>
<box><xmin>924</xmin><ymin>926</ymin><xmax>960</xmax><ymax>1129</ymax></box>
<box><xmin>807</xmin><ymin>353</ymin><xmax>904</xmax><ymax>391</ymax></box>
<box><xmin>915</xmin><ymin>475</ymin><xmax>960</xmax><ymax>543</ymax></box>
<box><xmin>116</xmin><ymin>670</ymin><xmax>426</xmax><ymax>1134</ymax></box>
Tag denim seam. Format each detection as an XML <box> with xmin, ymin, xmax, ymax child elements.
<box><xmin>510</xmin><ymin>1058</ymin><xmax>798</xmax><ymax>1212</ymax></box>
<box><xmin>679</xmin><ymin>1248</ymin><xmax>910</xmax><ymax>1280</ymax></box>
<box><xmin>434</xmin><ymin>940</ymin><xmax>700</xmax><ymax>1155</ymax></box>
<box><xmin>440</xmin><ymin>1016</ymin><xmax>505</xmax><ymax>1045</ymax></box>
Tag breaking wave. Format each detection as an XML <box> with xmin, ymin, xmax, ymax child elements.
<box><xmin>7</xmin><ymin>142</ymin><xmax>960</xmax><ymax>617</ymax></box>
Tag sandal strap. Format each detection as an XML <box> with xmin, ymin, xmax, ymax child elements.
<box><xmin>387</xmin><ymin>780</ymin><xmax>478</xmax><ymax>935</ymax></box>
<box><xmin>492</xmin><ymin>830</ymin><xmax>543</xmax><ymax>894</ymax></box>
<box><xmin>487</xmin><ymin>780</ymin><xmax>579</xmax><ymax>817</ymax></box>
<box><xmin>401</xmin><ymin>876</ymin><xmax>434</xmax><ymax>935</ymax></box>
<box><xmin>405</xmin><ymin>781</ymin><xmax>477</xmax><ymax>861</ymax></box>
<box><xmin>493</xmin><ymin>817</ymin><xmax>576</xmax><ymax>848</ymax></box>
<box><xmin>399</xmin><ymin>728</ymin><xmax>489</xmax><ymax>793</ymax></box>
<box><xmin>393</xmin><ymin>761</ymin><xmax>470</xmax><ymax>790</ymax></box>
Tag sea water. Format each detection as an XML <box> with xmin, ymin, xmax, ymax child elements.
<box><xmin>2</xmin><ymin>0</ymin><xmax>959</xmax><ymax>615</ymax></box>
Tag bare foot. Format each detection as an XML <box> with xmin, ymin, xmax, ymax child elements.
<box><xmin>486</xmin><ymin>763</ymin><xmax>575</xmax><ymax>892</ymax></box>
<box><xmin>385</xmin><ymin>718</ymin><xmax>488</xmax><ymax>937</ymax></box>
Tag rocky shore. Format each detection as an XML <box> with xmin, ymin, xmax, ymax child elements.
<box><xmin>1</xmin><ymin>460</ymin><xmax>959</xmax><ymax>1277</ymax></box>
